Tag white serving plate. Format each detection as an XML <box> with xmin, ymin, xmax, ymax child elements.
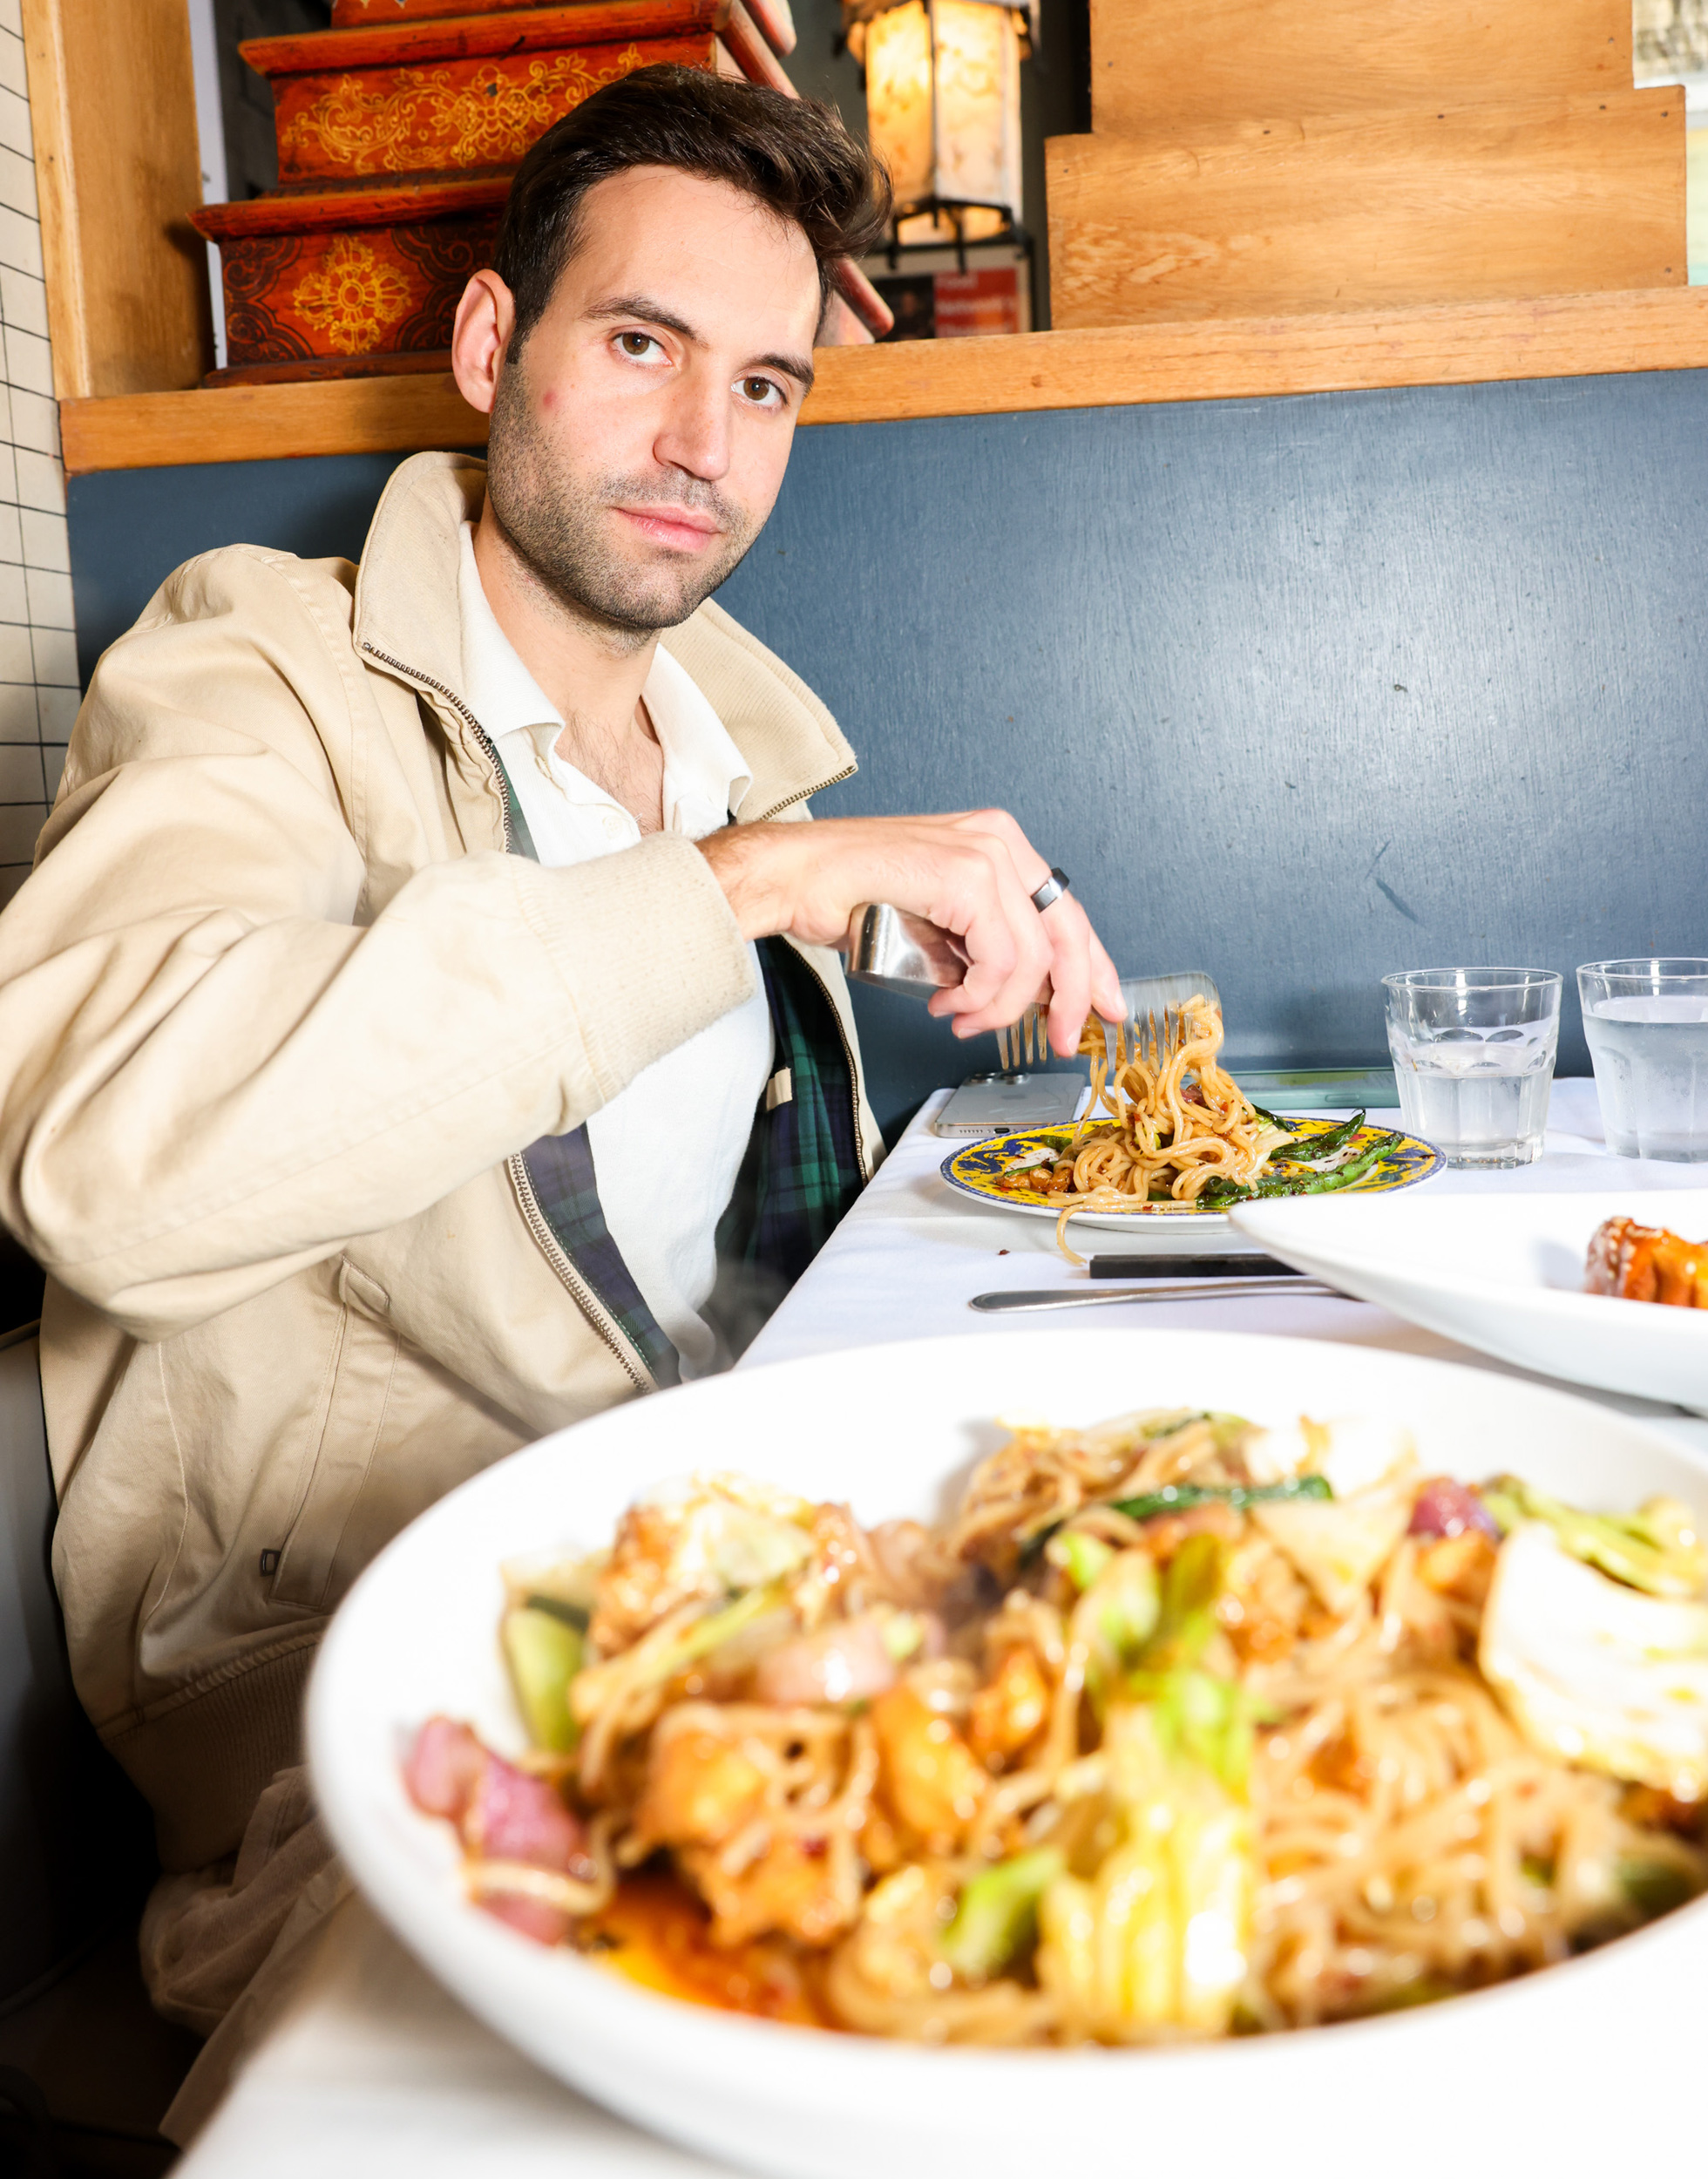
<box><xmin>1230</xmin><ymin>1189</ymin><xmax>1708</xmax><ymax>1415</ymax></box>
<box><xmin>308</xmin><ymin>1329</ymin><xmax>1708</xmax><ymax>2179</ymax></box>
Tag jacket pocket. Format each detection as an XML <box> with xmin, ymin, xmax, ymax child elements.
<box><xmin>271</xmin><ymin>1259</ymin><xmax>400</xmax><ymax>1612</ymax></box>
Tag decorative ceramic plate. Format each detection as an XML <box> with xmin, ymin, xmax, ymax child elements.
<box><xmin>941</xmin><ymin>1115</ymin><xmax>1444</xmax><ymax>1231</ymax></box>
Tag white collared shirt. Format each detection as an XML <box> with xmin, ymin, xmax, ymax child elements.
<box><xmin>458</xmin><ymin>524</ymin><xmax>771</xmax><ymax>1379</ymax></box>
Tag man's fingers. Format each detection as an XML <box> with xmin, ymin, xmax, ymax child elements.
<box><xmin>927</xmin><ymin>835</ymin><xmax>1051</xmax><ymax>1036</ymax></box>
<box><xmin>1088</xmin><ymin>927</ymin><xmax>1123</xmax><ymax>1024</ymax></box>
<box><xmin>1041</xmin><ymin>894</ymin><xmax>1094</xmax><ymax>1057</ymax></box>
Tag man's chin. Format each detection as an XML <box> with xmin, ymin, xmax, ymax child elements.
<box><xmin>590</xmin><ymin>555</ymin><xmax>743</xmax><ymax>631</ymax></box>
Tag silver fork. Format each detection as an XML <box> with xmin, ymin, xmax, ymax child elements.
<box><xmin>1104</xmin><ymin>973</ymin><xmax>1223</xmax><ymax>1076</ymax></box>
<box><xmin>997</xmin><ymin>973</ymin><xmax>1223</xmax><ymax>1076</ymax></box>
<box><xmin>996</xmin><ymin>1006</ymin><xmax>1048</xmax><ymax>1071</ymax></box>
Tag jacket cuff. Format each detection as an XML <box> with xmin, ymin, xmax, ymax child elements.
<box><xmin>508</xmin><ymin>833</ymin><xmax>756</xmax><ymax>1106</ymax></box>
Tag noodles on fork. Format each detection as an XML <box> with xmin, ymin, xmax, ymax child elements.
<box><xmin>993</xmin><ymin>995</ymin><xmax>1295</xmax><ymax>1259</ymax></box>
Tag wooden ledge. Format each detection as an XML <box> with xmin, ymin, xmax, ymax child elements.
<box><xmin>60</xmin><ymin>285</ymin><xmax>1708</xmax><ymax>476</ymax></box>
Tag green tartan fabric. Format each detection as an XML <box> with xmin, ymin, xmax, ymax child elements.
<box><xmin>714</xmin><ymin>938</ymin><xmax>864</xmax><ymax>1293</ymax></box>
<box><xmin>519</xmin><ymin>1123</ymin><xmax>681</xmax><ymax>1387</ymax></box>
<box><xmin>491</xmin><ymin>743</ymin><xmax>862</xmax><ymax>1379</ymax></box>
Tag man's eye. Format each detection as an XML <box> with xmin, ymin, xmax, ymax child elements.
<box><xmin>739</xmin><ymin>376</ymin><xmax>783</xmax><ymax>407</ymax></box>
<box><xmin>617</xmin><ymin>332</ymin><xmax>661</xmax><ymax>360</ymax></box>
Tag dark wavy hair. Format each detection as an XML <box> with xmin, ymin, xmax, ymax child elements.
<box><xmin>491</xmin><ymin>64</ymin><xmax>891</xmax><ymax>348</ymax></box>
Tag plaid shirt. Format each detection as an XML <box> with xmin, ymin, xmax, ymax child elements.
<box><xmin>499</xmin><ymin>757</ymin><xmax>864</xmax><ymax>1384</ymax></box>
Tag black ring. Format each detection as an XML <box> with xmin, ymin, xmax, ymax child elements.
<box><xmin>1030</xmin><ymin>867</ymin><xmax>1070</xmax><ymax>913</ymax></box>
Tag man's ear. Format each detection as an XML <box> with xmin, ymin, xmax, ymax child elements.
<box><xmin>451</xmin><ymin>270</ymin><xmax>517</xmax><ymax>417</ymax></box>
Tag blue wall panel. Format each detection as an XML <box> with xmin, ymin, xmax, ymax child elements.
<box><xmin>68</xmin><ymin>373</ymin><xmax>1708</xmax><ymax>1131</ymax></box>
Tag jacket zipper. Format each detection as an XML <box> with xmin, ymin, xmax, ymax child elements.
<box><xmin>360</xmin><ymin>639</ymin><xmax>654</xmax><ymax>1392</ymax></box>
<box><xmin>360</xmin><ymin>642</ymin><xmax>513</xmax><ymax>851</ymax></box>
<box><xmin>749</xmin><ymin>764</ymin><xmax>854</xmax><ymax>825</ymax></box>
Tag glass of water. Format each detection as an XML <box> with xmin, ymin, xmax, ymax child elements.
<box><xmin>1578</xmin><ymin>959</ymin><xmax>1708</xmax><ymax>1162</ymax></box>
<box><xmin>1382</xmin><ymin>967</ymin><xmax>1562</xmax><ymax>1167</ymax></box>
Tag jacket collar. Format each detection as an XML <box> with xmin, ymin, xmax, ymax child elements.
<box><xmin>351</xmin><ymin>450</ymin><xmax>856</xmax><ymax>821</ymax></box>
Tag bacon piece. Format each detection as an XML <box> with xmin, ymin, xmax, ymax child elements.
<box><xmin>404</xmin><ymin>1714</ymin><xmax>593</xmax><ymax>1931</ymax></box>
<box><xmin>465</xmin><ymin>1750</ymin><xmax>588</xmax><ymax>1873</ymax></box>
<box><xmin>1408</xmin><ymin>1477</ymin><xmax>1499</xmax><ymax>1541</ymax></box>
<box><xmin>403</xmin><ymin>1714</ymin><xmax>485</xmax><ymax>1822</ymax></box>
<box><xmin>1586</xmin><ymin>1216</ymin><xmax>1708</xmax><ymax>1307</ymax></box>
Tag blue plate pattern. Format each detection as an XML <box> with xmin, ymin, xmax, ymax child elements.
<box><xmin>943</xmin><ymin>1115</ymin><xmax>1445</xmax><ymax>1218</ymax></box>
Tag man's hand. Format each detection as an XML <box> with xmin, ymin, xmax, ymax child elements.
<box><xmin>699</xmin><ymin>813</ymin><xmax>1123</xmax><ymax>1056</ymax></box>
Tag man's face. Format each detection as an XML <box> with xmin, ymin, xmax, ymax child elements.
<box><xmin>483</xmin><ymin>166</ymin><xmax>822</xmax><ymax>638</ymax></box>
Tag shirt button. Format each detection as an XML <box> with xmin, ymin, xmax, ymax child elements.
<box><xmin>600</xmin><ymin>809</ymin><xmax>627</xmax><ymax>838</ymax></box>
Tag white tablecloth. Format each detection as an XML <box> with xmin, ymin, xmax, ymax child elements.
<box><xmin>178</xmin><ymin>1076</ymin><xmax>1708</xmax><ymax>2178</ymax></box>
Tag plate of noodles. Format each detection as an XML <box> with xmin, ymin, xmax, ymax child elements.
<box><xmin>939</xmin><ymin>995</ymin><xmax>1441</xmax><ymax>1255</ymax></box>
<box><xmin>309</xmin><ymin>1327</ymin><xmax>1708</xmax><ymax>2179</ymax></box>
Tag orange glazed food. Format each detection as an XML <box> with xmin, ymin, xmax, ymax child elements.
<box><xmin>1585</xmin><ymin>1216</ymin><xmax>1708</xmax><ymax>1307</ymax></box>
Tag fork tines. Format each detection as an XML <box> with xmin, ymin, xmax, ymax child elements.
<box><xmin>998</xmin><ymin>1001</ymin><xmax>1190</xmax><ymax>1075</ymax></box>
<box><xmin>1122</xmin><ymin>1008</ymin><xmax>1184</xmax><ymax>1072</ymax></box>
<box><xmin>996</xmin><ymin>1002</ymin><xmax>1047</xmax><ymax>1073</ymax></box>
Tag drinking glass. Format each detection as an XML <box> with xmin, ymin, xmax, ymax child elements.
<box><xmin>1382</xmin><ymin>967</ymin><xmax>1562</xmax><ymax>1168</ymax></box>
<box><xmin>1578</xmin><ymin>959</ymin><xmax>1708</xmax><ymax>1162</ymax></box>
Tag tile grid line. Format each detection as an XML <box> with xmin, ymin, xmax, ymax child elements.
<box><xmin>0</xmin><ymin>0</ymin><xmax>71</xmax><ymax>909</ymax></box>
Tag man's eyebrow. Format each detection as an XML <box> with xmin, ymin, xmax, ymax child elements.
<box><xmin>587</xmin><ymin>292</ymin><xmax>701</xmax><ymax>343</ymax></box>
<box><xmin>754</xmin><ymin>349</ymin><xmax>815</xmax><ymax>393</ymax></box>
<box><xmin>588</xmin><ymin>293</ymin><xmax>815</xmax><ymax>395</ymax></box>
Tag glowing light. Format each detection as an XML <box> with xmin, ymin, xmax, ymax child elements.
<box><xmin>856</xmin><ymin>0</ymin><xmax>1026</xmax><ymax>241</ymax></box>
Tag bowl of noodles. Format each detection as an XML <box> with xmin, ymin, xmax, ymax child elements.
<box><xmin>308</xmin><ymin>1330</ymin><xmax>1708</xmax><ymax>2179</ymax></box>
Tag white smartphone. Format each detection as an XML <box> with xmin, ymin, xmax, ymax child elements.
<box><xmin>933</xmin><ymin>1071</ymin><xmax>1086</xmax><ymax>1137</ymax></box>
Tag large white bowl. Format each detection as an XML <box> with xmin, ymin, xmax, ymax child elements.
<box><xmin>307</xmin><ymin>1329</ymin><xmax>1708</xmax><ymax>2179</ymax></box>
<box><xmin>1230</xmin><ymin>1189</ymin><xmax>1708</xmax><ymax>1414</ymax></box>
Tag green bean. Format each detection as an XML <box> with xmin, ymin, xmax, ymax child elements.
<box><xmin>1108</xmin><ymin>1476</ymin><xmax>1332</xmax><ymax>1523</ymax></box>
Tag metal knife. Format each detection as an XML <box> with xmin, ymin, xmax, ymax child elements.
<box><xmin>969</xmin><ymin>1278</ymin><xmax>1340</xmax><ymax>1313</ymax></box>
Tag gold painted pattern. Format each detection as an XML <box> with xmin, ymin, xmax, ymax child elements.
<box><xmin>281</xmin><ymin>51</ymin><xmax>647</xmax><ymax>175</ymax></box>
<box><xmin>291</xmin><ymin>236</ymin><xmax>417</xmax><ymax>354</ymax></box>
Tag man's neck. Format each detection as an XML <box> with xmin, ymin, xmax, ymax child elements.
<box><xmin>471</xmin><ymin>506</ymin><xmax>664</xmax><ymax>826</ymax></box>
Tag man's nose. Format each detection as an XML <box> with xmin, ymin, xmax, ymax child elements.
<box><xmin>653</xmin><ymin>367</ymin><xmax>732</xmax><ymax>483</ymax></box>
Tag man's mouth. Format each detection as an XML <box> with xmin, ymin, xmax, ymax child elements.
<box><xmin>613</xmin><ymin>505</ymin><xmax>725</xmax><ymax>553</ymax></box>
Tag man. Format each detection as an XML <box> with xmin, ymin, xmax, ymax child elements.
<box><xmin>0</xmin><ymin>68</ymin><xmax>1118</xmax><ymax>2132</ymax></box>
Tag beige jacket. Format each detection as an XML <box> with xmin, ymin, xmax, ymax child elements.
<box><xmin>0</xmin><ymin>451</ymin><xmax>882</xmax><ymax>1870</ymax></box>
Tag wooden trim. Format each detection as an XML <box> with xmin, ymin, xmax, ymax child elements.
<box><xmin>192</xmin><ymin>176</ymin><xmax>512</xmax><ymax>241</ymax></box>
<box><xmin>20</xmin><ymin>0</ymin><xmax>88</xmax><ymax>400</ymax></box>
<box><xmin>60</xmin><ymin>286</ymin><xmax>1708</xmax><ymax>476</ymax></box>
<box><xmin>240</xmin><ymin>0</ymin><xmax>729</xmax><ymax>76</ymax></box>
<box><xmin>21</xmin><ymin>0</ymin><xmax>212</xmax><ymax>401</ymax></box>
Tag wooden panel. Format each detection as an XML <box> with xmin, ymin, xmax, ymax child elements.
<box><xmin>332</xmin><ymin>0</ymin><xmax>647</xmax><ymax>18</ymax></box>
<box><xmin>194</xmin><ymin>178</ymin><xmax>512</xmax><ymax>241</ymax></box>
<box><xmin>1049</xmin><ymin>92</ymin><xmax>1685</xmax><ymax>329</ymax></box>
<box><xmin>1090</xmin><ymin>0</ymin><xmax>1637</xmax><ymax>132</ymax></box>
<box><xmin>242</xmin><ymin>2</ymin><xmax>726</xmax><ymax>76</ymax></box>
<box><xmin>271</xmin><ymin>36</ymin><xmax>717</xmax><ymax>181</ymax></box>
<box><xmin>330</xmin><ymin>0</ymin><xmax>793</xmax><ymax>42</ymax></box>
<box><xmin>20</xmin><ymin>0</ymin><xmax>213</xmax><ymax>399</ymax></box>
<box><xmin>57</xmin><ymin>286</ymin><xmax>1708</xmax><ymax>473</ymax></box>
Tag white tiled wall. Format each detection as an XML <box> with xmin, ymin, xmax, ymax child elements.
<box><xmin>0</xmin><ymin>0</ymin><xmax>73</xmax><ymax>911</ymax></box>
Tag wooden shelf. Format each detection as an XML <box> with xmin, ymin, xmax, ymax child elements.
<box><xmin>59</xmin><ymin>285</ymin><xmax>1708</xmax><ymax>475</ymax></box>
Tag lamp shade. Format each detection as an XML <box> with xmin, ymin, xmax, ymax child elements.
<box><xmin>859</xmin><ymin>0</ymin><xmax>1024</xmax><ymax>238</ymax></box>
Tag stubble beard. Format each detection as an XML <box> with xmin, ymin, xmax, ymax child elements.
<box><xmin>485</xmin><ymin>357</ymin><xmax>761</xmax><ymax>644</ymax></box>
